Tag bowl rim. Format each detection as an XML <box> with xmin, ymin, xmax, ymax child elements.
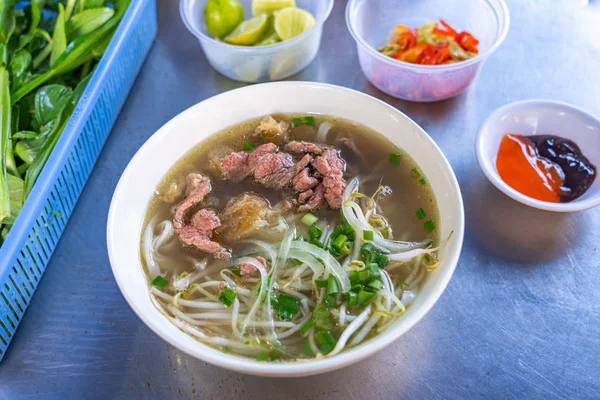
<box><xmin>179</xmin><ymin>0</ymin><xmax>334</xmax><ymax>53</ymax></box>
<box><xmin>475</xmin><ymin>99</ymin><xmax>600</xmax><ymax>212</ymax></box>
<box><xmin>344</xmin><ymin>0</ymin><xmax>510</xmax><ymax>71</ymax></box>
<box><xmin>107</xmin><ymin>81</ymin><xmax>465</xmax><ymax>377</ymax></box>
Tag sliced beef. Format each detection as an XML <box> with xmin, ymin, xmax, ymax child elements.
<box><xmin>257</xmin><ymin>153</ymin><xmax>313</xmax><ymax>189</ymax></box>
<box><xmin>178</xmin><ymin>209</ymin><xmax>231</xmax><ymax>259</ymax></box>
<box><xmin>219</xmin><ymin>152</ymin><xmax>249</xmax><ymax>181</ymax></box>
<box><xmin>239</xmin><ymin>256</ymin><xmax>267</xmax><ymax>278</ymax></box>
<box><xmin>298</xmin><ymin>189</ymin><xmax>313</xmax><ymax>204</ymax></box>
<box><xmin>253</xmin><ymin>152</ymin><xmax>294</xmax><ymax>182</ymax></box>
<box><xmin>292</xmin><ymin>168</ymin><xmax>319</xmax><ymax>191</ymax></box>
<box><xmin>284</xmin><ymin>141</ymin><xmax>327</xmax><ymax>155</ymax></box>
<box><xmin>298</xmin><ymin>183</ymin><xmax>325</xmax><ymax>211</ymax></box>
<box><xmin>173</xmin><ymin>173</ymin><xmax>212</xmax><ymax>231</ymax></box>
<box><xmin>311</xmin><ymin>149</ymin><xmax>346</xmax><ymax>208</ymax></box>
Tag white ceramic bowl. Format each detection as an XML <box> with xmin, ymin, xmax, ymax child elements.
<box><xmin>107</xmin><ymin>82</ymin><xmax>465</xmax><ymax>377</ymax></box>
<box><xmin>476</xmin><ymin>99</ymin><xmax>600</xmax><ymax>212</ymax></box>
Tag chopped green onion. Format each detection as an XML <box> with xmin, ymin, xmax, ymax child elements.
<box><xmin>347</xmin><ymin>231</ymin><xmax>355</xmax><ymax>241</ymax></box>
<box><xmin>346</xmin><ymin>290</ymin><xmax>358</xmax><ymax>307</ymax></box>
<box><xmin>419</xmin><ymin>178</ymin><xmax>427</xmax><ymax>185</ymax></box>
<box><xmin>410</xmin><ymin>168</ymin><xmax>421</xmax><ymax>179</ymax></box>
<box><xmin>368</xmin><ymin>280</ymin><xmax>382</xmax><ymax>290</ymax></box>
<box><xmin>357</xmin><ymin>289</ymin><xmax>376</xmax><ymax>306</ymax></box>
<box><xmin>315</xmin><ymin>330</ymin><xmax>336</xmax><ymax>345</ymax></box>
<box><xmin>291</xmin><ymin>117</ymin><xmax>303</xmax><ymax>126</ymax></box>
<box><xmin>324</xmin><ymin>294</ymin><xmax>336</xmax><ymax>307</ymax></box>
<box><xmin>289</xmin><ymin>258</ymin><xmax>303</xmax><ymax>266</ymax></box>
<box><xmin>275</xmin><ymin>294</ymin><xmax>299</xmax><ymax>321</ymax></box>
<box><xmin>308</xmin><ymin>225</ymin><xmax>323</xmax><ymax>240</ymax></box>
<box><xmin>243</xmin><ymin>141</ymin><xmax>255</xmax><ymax>151</ymax></box>
<box><xmin>231</xmin><ymin>268</ymin><xmax>242</xmax><ymax>277</ymax></box>
<box><xmin>257</xmin><ymin>353</ymin><xmax>267</xmax><ymax>362</ymax></box>
<box><xmin>398</xmin><ymin>280</ymin><xmax>409</xmax><ymax>290</ymax></box>
<box><xmin>295</xmin><ymin>235</ymin><xmax>306</xmax><ymax>242</ymax></box>
<box><xmin>340</xmin><ymin>241</ymin><xmax>353</xmax><ymax>256</ymax></box>
<box><xmin>320</xmin><ymin>343</ymin><xmax>334</xmax><ymax>354</ymax></box>
<box><xmin>375</xmin><ymin>254</ymin><xmax>389</xmax><ymax>268</ymax></box>
<box><xmin>301</xmin><ymin>213</ymin><xmax>319</xmax><ymax>226</ymax></box>
<box><xmin>301</xmin><ymin>319</ymin><xmax>315</xmax><ymax>332</ymax></box>
<box><xmin>270</xmin><ymin>294</ymin><xmax>279</xmax><ymax>306</ymax></box>
<box><xmin>326</xmin><ymin>275</ymin><xmax>340</xmax><ymax>295</ymax></box>
<box><xmin>389</xmin><ymin>153</ymin><xmax>401</xmax><ymax>164</ymax></box>
<box><xmin>222</xmin><ymin>347</ymin><xmax>229</xmax><ymax>354</ymax></box>
<box><xmin>313</xmin><ymin>304</ymin><xmax>334</xmax><ymax>330</ymax></box>
<box><xmin>368</xmin><ymin>263</ymin><xmax>381</xmax><ymax>279</ymax></box>
<box><xmin>292</xmin><ymin>116</ymin><xmax>316</xmax><ymax>127</ymax></box>
<box><xmin>423</xmin><ymin>254</ymin><xmax>432</xmax><ymax>262</ymax></box>
<box><xmin>415</xmin><ymin>208</ymin><xmax>426</xmax><ymax>220</ymax></box>
<box><xmin>424</xmin><ymin>220</ymin><xmax>436</xmax><ymax>232</ymax></box>
<box><xmin>218</xmin><ymin>287</ymin><xmax>237</xmax><ymax>307</ymax></box>
<box><xmin>315</xmin><ymin>279</ymin><xmax>328</xmax><ymax>288</ymax></box>
<box><xmin>363</xmin><ymin>230</ymin><xmax>374</xmax><ymax>240</ymax></box>
<box><xmin>330</xmin><ymin>225</ymin><xmax>344</xmax><ymax>240</ymax></box>
<box><xmin>304</xmin><ymin>116</ymin><xmax>315</xmax><ymax>125</ymax></box>
<box><xmin>310</xmin><ymin>238</ymin><xmax>324</xmax><ymax>248</ymax></box>
<box><xmin>360</xmin><ymin>243</ymin><xmax>375</xmax><ymax>263</ymax></box>
<box><xmin>151</xmin><ymin>276</ymin><xmax>168</xmax><ymax>289</ymax></box>
<box><xmin>304</xmin><ymin>339</ymin><xmax>312</xmax><ymax>357</ymax></box>
<box><xmin>333</xmin><ymin>234</ymin><xmax>348</xmax><ymax>250</ymax></box>
<box><xmin>342</xmin><ymin>220</ymin><xmax>353</xmax><ymax>235</ymax></box>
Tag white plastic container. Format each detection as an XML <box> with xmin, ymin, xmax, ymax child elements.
<box><xmin>346</xmin><ymin>0</ymin><xmax>510</xmax><ymax>102</ymax></box>
<box><xmin>180</xmin><ymin>0</ymin><xmax>333</xmax><ymax>82</ymax></box>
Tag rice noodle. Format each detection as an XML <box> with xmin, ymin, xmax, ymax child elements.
<box><xmin>316</xmin><ymin>121</ymin><xmax>332</xmax><ymax>142</ymax></box>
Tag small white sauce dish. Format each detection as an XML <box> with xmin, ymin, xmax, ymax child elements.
<box><xmin>107</xmin><ymin>82</ymin><xmax>464</xmax><ymax>377</ymax></box>
<box><xmin>476</xmin><ymin>99</ymin><xmax>600</xmax><ymax>212</ymax></box>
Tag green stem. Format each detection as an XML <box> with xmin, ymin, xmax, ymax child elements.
<box><xmin>0</xmin><ymin>67</ymin><xmax>11</xmax><ymax>224</ymax></box>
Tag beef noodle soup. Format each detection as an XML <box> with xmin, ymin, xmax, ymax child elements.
<box><xmin>141</xmin><ymin>115</ymin><xmax>441</xmax><ymax>361</ymax></box>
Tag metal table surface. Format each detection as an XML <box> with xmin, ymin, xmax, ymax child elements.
<box><xmin>1</xmin><ymin>0</ymin><xmax>600</xmax><ymax>399</ymax></box>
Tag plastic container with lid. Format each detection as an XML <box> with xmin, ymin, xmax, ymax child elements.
<box><xmin>346</xmin><ymin>0</ymin><xmax>510</xmax><ymax>102</ymax></box>
<box><xmin>180</xmin><ymin>0</ymin><xmax>334</xmax><ymax>83</ymax></box>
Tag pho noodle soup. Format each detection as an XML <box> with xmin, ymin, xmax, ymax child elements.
<box><xmin>142</xmin><ymin>115</ymin><xmax>441</xmax><ymax>361</ymax></box>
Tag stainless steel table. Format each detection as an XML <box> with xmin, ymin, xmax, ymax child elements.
<box><xmin>1</xmin><ymin>1</ymin><xmax>599</xmax><ymax>398</ymax></box>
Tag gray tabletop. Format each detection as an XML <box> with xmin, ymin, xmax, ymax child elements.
<box><xmin>2</xmin><ymin>0</ymin><xmax>600</xmax><ymax>399</ymax></box>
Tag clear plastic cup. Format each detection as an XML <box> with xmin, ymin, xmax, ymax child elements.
<box><xmin>346</xmin><ymin>0</ymin><xmax>510</xmax><ymax>102</ymax></box>
<box><xmin>180</xmin><ymin>0</ymin><xmax>333</xmax><ymax>83</ymax></box>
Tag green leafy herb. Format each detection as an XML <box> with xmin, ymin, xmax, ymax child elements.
<box><xmin>389</xmin><ymin>153</ymin><xmax>401</xmax><ymax>164</ymax></box>
<box><xmin>415</xmin><ymin>208</ymin><xmax>426</xmax><ymax>220</ymax></box>
<box><xmin>243</xmin><ymin>141</ymin><xmax>255</xmax><ymax>151</ymax></box>
<box><xmin>424</xmin><ymin>220</ymin><xmax>436</xmax><ymax>232</ymax></box>
<box><xmin>218</xmin><ymin>286</ymin><xmax>236</xmax><ymax>307</ymax></box>
<box><xmin>151</xmin><ymin>275</ymin><xmax>168</xmax><ymax>289</ymax></box>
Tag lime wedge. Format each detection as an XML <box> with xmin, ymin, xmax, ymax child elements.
<box><xmin>224</xmin><ymin>14</ymin><xmax>269</xmax><ymax>45</ymax></box>
<box><xmin>251</xmin><ymin>0</ymin><xmax>296</xmax><ymax>16</ymax></box>
<box><xmin>274</xmin><ymin>7</ymin><xmax>316</xmax><ymax>41</ymax></box>
<box><xmin>256</xmin><ymin>20</ymin><xmax>280</xmax><ymax>46</ymax></box>
<box><xmin>204</xmin><ymin>0</ymin><xmax>245</xmax><ymax>39</ymax></box>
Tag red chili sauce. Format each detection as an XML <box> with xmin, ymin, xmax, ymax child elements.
<box><xmin>496</xmin><ymin>134</ymin><xmax>596</xmax><ymax>203</ymax></box>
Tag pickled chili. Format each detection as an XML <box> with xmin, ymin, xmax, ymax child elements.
<box><xmin>378</xmin><ymin>19</ymin><xmax>479</xmax><ymax>65</ymax></box>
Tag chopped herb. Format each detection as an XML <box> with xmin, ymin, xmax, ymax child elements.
<box><xmin>357</xmin><ymin>288</ymin><xmax>376</xmax><ymax>306</ymax></box>
<box><xmin>289</xmin><ymin>258</ymin><xmax>303</xmax><ymax>266</ymax></box>
<box><xmin>410</xmin><ymin>168</ymin><xmax>421</xmax><ymax>179</ymax></box>
<box><xmin>151</xmin><ymin>276</ymin><xmax>168</xmax><ymax>289</ymax></box>
<box><xmin>367</xmin><ymin>280</ymin><xmax>382</xmax><ymax>290</ymax></box>
<box><xmin>292</xmin><ymin>116</ymin><xmax>315</xmax><ymax>127</ymax></box>
<box><xmin>320</xmin><ymin>343</ymin><xmax>334</xmax><ymax>354</ymax></box>
<box><xmin>423</xmin><ymin>254</ymin><xmax>432</xmax><ymax>262</ymax></box>
<box><xmin>301</xmin><ymin>319</ymin><xmax>315</xmax><ymax>332</ymax></box>
<box><xmin>360</xmin><ymin>243</ymin><xmax>375</xmax><ymax>263</ymax></box>
<box><xmin>275</xmin><ymin>294</ymin><xmax>299</xmax><ymax>321</ymax></box>
<box><xmin>375</xmin><ymin>254</ymin><xmax>389</xmax><ymax>268</ymax></box>
<box><xmin>340</xmin><ymin>241</ymin><xmax>353</xmax><ymax>256</ymax></box>
<box><xmin>332</xmin><ymin>234</ymin><xmax>348</xmax><ymax>250</ymax></box>
<box><xmin>389</xmin><ymin>153</ymin><xmax>401</xmax><ymax>164</ymax></box>
<box><xmin>315</xmin><ymin>279</ymin><xmax>328</xmax><ymax>288</ymax></box>
<box><xmin>256</xmin><ymin>353</ymin><xmax>267</xmax><ymax>362</ymax></box>
<box><xmin>294</xmin><ymin>235</ymin><xmax>306</xmax><ymax>242</ymax></box>
<box><xmin>315</xmin><ymin>330</ymin><xmax>336</xmax><ymax>345</ymax></box>
<box><xmin>424</xmin><ymin>220</ymin><xmax>436</xmax><ymax>232</ymax></box>
<box><xmin>304</xmin><ymin>339</ymin><xmax>312</xmax><ymax>357</ymax></box>
<box><xmin>313</xmin><ymin>304</ymin><xmax>334</xmax><ymax>330</ymax></box>
<box><xmin>419</xmin><ymin>178</ymin><xmax>427</xmax><ymax>185</ymax></box>
<box><xmin>326</xmin><ymin>275</ymin><xmax>340</xmax><ymax>295</ymax></box>
<box><xmin>218</xmin><ymin>287</ymin><xmax>237</xmax><ymax>307</ymax></box>
<box><xmin>270</xmin><ymin>294</ymin><xmax>279</xmax><ymax>306</ymax></box>
<box><xmin>346</xmin><ymin>290</ymin><xmax>359</xmax><ymax>306</ymax></box>
<box><xmin>363</xmin><ymin>230</ymin><xmax>374</xmax><ymax>240</ymax></box>
<box><xmin>222</xmin><ymin>347</ymin><xmax>229</xmax><ymax>354</ymax></box>
<box><xmin>398</xmin><ymin>280</ymin><xmax>409</xmax><ymax>290</ymax></box>
<box><xmin>243</xmin><ymin>141</ymin><xmax>255</xmax><ymax>151</ymax></box>
<box><xmin>342</xmin><ymin>220</ymin><xmax>354</xmax><ymax>235</ymax></box>
<box><xmin>415</xmin><ymin>208</ymin><xmax>427</xmax><ymax>220</ymax></box>
<box><xmin>308</xmin><ymin>225</ymin><xmax>323</xmax><ymax>240</ymax></box>
<box><xmin>310</xmin><ymin>238</ymin><xmax>324</xmax><ymax>248</ymax></box>
<box><xmin>324</xmin><ymin>294</ymin><xmax>336</xmax><ymax>307</ymax></box>
<box><xmin>301</xmin><ymin>213</ymin><xmax>318</xmax><ymax>226</ymax></box>
<box><xmin>231</xmin><ymin>268</ymin><xmax>242</xmax><ymax>277</ymax></box>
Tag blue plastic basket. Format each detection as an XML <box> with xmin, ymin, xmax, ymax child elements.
<box><xmin>0</xmin><ymin>0</ymin><xmax>157</xmax><ymax>360</ymax></box>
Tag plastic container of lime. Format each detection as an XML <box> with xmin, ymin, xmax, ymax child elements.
<box><xmin>180</xmin><ymin>0</ymin><xmax>334</xmax><ymax>82</ymax></box>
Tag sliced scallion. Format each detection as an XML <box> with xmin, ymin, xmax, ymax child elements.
<box><xmin>415</xmin><ymin>208</ymin><xmax>426</xmax><ymax>220</ymax></box>
<box><xmin>313</xmin><ymin>304</ymin><xmax>333</xmax><ymax>330</ymax></box>
<box><xmin>151</xmin><ymin>275</ymin><xmax>168</xmax><ymax>289</ymax></box>
<box><xmin>326</xmin><ymin>275</ymin><xmax>340</xmax><ymax>295</ymax></box>
<box><xmin>308</xmin><ymin>225</ymin><xmax>323</xmax><ymax>240</ymax></box>
<box><xmin>218</xmin><ymin>287</ymin><xmax>237</xmax><ymax>308</ymax></box>
<box><xmin>363</xmin><ymin>230</ymin><xmax>374</xmax><ymax>241</ymax></box>
<box><xmin>357</xmin><ymin>289</ymin><xmax>376</xmax><ymax>306</ymax></box>
<box><xmin>301</xmin><ymin>213</ymin><xmax>318</xmax><ymax>226</ymax></box>
<box><xmin>389</xmin><ymin>153</ymin><xmax>401</xmax><ymax>164</ymax></box>
<box><xmin>424</xmin><ymin>220</ymin><xmax>436</xmax><ymax>232</ymax></box>
<box><xmin>243</xmin><ymin>141</ymin><xmax>255</xmax><ymax>151</ymax></box>
<box><xmin>301</xmin><ymin>319</ymin><xmax>315</xmax><ymax>332</ymax></box>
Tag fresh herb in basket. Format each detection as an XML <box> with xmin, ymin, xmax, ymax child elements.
<box><xmin>0</xmin><ymin>0</ymin><xmax>130</xmax><ymax>243</ymax></box>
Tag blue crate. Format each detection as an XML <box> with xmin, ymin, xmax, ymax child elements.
<box><xmin>0</xmin><ymin>0</ymin><xmax>157</xmax><ymax>360</ymax></box>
